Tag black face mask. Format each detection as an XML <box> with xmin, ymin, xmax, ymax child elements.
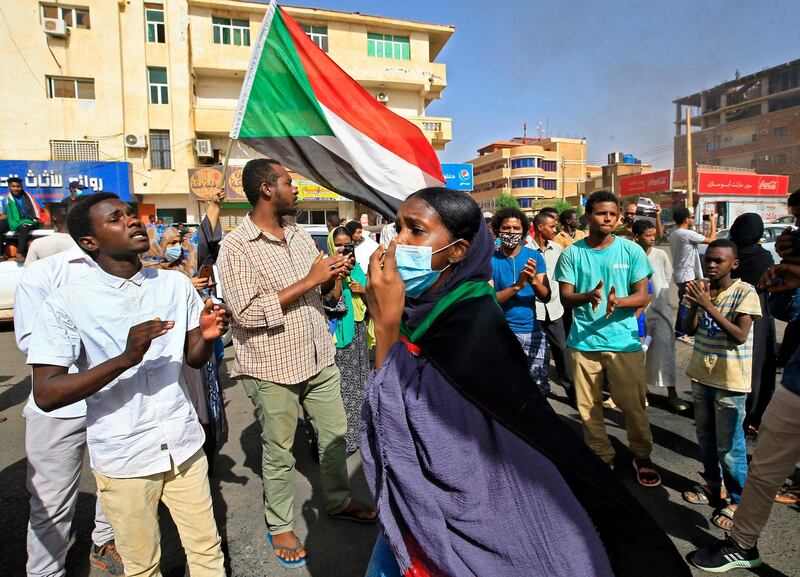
<box><xmin>498</xmin><ymin>232</ymin><xmax>523</xmax><ymax>249</ymax></box>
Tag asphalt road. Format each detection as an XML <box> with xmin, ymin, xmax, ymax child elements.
<box><xmin>0</xmin><ymin>281</ymin><xmax>797</xmax><ymax>576</ymax></box>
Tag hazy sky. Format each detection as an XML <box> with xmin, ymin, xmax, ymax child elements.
<box><xmin>280</xmin><ymin>0</ymin><xmax>799</xmax><ymax>168</ymax></box>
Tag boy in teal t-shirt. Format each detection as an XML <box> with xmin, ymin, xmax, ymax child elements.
<box><xmin>554</xmin><ymin>191</ymin><xmax>659</xmax><ymax>487</ymax></box>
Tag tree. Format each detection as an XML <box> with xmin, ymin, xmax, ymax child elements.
<box><xmin>552</xmin><ymin>199</ymin><xmax>584</xmax><ymax>217</ymax></box>
<box><xmin>495</xmin><ymin>193</ymin><xmax>520</xmax><ymax>210</ymax></box>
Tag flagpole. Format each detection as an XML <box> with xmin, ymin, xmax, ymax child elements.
<box><xmin>220</xmin><ymin>138</ymin><xmax>234</xmax><ymax>193</ymax></box>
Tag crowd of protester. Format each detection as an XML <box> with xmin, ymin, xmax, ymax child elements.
<box><xmin>7</xmin><ymin>159</ymin><xmax>800</xmax><ymax>576</ymax></box>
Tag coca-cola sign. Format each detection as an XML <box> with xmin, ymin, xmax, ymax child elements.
<box><xmin>619</xmin><ymin>169</ymin><xmax>671</xmax><ymax>196</ymax></box>
<box><xmin>696</xmin><ymin>172</ymin><xmax>788</xmax><ymax>196</ymax></box>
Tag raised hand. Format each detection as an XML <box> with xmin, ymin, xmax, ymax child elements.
<box><xmin>366</xmin><ymin>241</ymin><xmax>404</xmax><ymax>331</ymax></box>
<box><xmin>758</xmin><ymin>263</ymin><xmax>800</xmax><ymax>292</ymax></box>
<box><xmin>684</xmin><ymin>280</ymin><xmax>712</xmax><ymax>309</ymax></box>
<box><xmin>605</xmin><ymin>285</ymin><xmax>617</xmax><ymax>318</ymax></box>
<box><xmin>199</xmin><ymin>298</ymin><xmax>230</xmax><ymax>341</ymax></box>
<box><xmin>122</xmin><ymin>318</ymin><xmax>174</xmax><ymax>367</ymax></box>
<box><xmin>515</xmin><ymin>258</ymin><xmax>538</xmax><ymax>288</ymax></box>
<box><xmin>307</xmin><ymin>251</ymin><xmax>351</xmax><ymax>287</ymax></box>
<box><xmin>590</xmin><ymin>280</ymin><xmax>604</xmax><ymax>311</ymax></box>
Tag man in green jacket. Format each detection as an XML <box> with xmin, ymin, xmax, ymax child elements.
<box><xmin>5</xmin><ymin>177</ymin><xmax>42</xmax><ymax>261</ymax></box>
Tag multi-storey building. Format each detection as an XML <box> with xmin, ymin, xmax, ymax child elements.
<box><xmin>0</xmin><ymin>0</ymin><xmax>454</xmax><ymax>224</ymax></box>
<box><xmin>673</xmin><ymin>59</ymin><xmax>800</xmax><ymax>192</ymax></box>
<box><xmin>466</xmin><ymin>137</ymin><xmax>587</xmax><ymax>213</ymax></box>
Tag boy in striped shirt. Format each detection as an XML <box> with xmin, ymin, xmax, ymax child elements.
<box><xmin>680</xmin><ymin>239</ymin><xmax>761</xmax><ymax>531</ymax></box>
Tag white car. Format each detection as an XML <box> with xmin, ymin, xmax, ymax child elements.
<box><xmin>697</xmin><ymin>223</ymin><xmax>791</xmax><ymax>264</ymax></box>
<box><xmin>0</xmin><ymin>228</ymin><xmax>54</xmax><ymax>320</ymax></box>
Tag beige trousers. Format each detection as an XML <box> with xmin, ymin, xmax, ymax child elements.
<box><xmin>93</xmin><ymin>450</ymin><xmax>224</xmax><ymax>577</ymax></box>
<box><xmin>571</xmin><ymin>349</ymin><xmax>653</xmax><ymax>463</ymax></box>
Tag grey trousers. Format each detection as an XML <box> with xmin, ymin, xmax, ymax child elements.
<box><xmin>731</xmin><ymin>386</ymin><xmax>800</xmax><ymax>549</ymax></box>
<box><xmin>540</xmin><ymin>315</ymin><xmax>575</xmax><ymax>401</ymax></box>
<box><xmin>24</xmin><ymin>406</ymin><xmax>114</xmax><ymax>577</ymax></box>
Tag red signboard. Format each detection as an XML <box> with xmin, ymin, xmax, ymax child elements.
<box><xmin>619</xmin><ymin>169</ymin><xmax>671</xmax><ymax>196</ymax></box>
<box><xmin>696</xmin><ymin>172</ymin><xmax>789</xmax><ymax>196</ymax></box>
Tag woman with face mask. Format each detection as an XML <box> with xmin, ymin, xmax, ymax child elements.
<box><xmin>362</xmin><ymin>188</ymin><xmax>690</xmax><ymax>577</ymax></box>
<box><xmin>489</xmin><ymin>208</ymin><xmax>552</xmax><ymax>396</ymax></box>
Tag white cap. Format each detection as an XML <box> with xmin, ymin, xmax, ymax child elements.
<box><xmin>483</xmin><ymin>211</ymin><xmax>493</xmax><ymax>219</ymax></box>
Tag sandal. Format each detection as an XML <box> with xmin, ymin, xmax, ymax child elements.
<box><xmin>330</xmin><ymin>501</ymin><xmax>378</xmax><ymax>524</ymax></box>
<box><xmin>632</xmin><ymin>458</ymin><xmax>661</xmax><ymax>488</ymax></box>
<box><xmin>775</xmin><ymin>485</ymin><xmax>800</xmax><ymax>504</ymax></box>
<box><xmin>682</xmin><ymin>484</ymin><xmax>727</xmax><ymax>507</ymax></box>
<box><xmin>711</xmin><ymin>504</ymin><xmax>737</xmax><ymax>530</ymax></box>
<box><xmin>266</xmin><ymin>533</ymin><xmax>307</xmax><ymax>569</ymax></box>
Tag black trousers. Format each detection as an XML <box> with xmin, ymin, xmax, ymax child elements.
<box><xmin>540</xmin><ymin>313</ymin><xmax>575</xmax><ymax>402</ymax></box>
<box><xmin>15</xmin><ymin>223</ymin><xmax>39</xmax><ymax>256</ymax></box>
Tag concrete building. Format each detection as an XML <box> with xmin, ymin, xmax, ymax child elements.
<box><xmin>466</xmin><ymin>137</ymin><xmax>587</xmax><ymax>213</ymax></box>
<box><xmin>0</xmin><ymin>0</ymin><xmax>454</xmax><ymax>224</ymax></box>
<box><xmin>673</xmin><ymin>59</ymin><xmax>800</xmax><ymax>192</ymax></box>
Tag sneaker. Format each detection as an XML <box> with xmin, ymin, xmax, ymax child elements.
<box><xmin>689</xmin><ymin>535</ymin><xmax>761</xmax><ymax>572</ymax></box>
<box><xmin>668</xmin><ymin>396</ymin><xmax>689</xmax><ymax>412</ymax></box>
<box><xmin>90</xmin><ymin>541</ymin><xmax>125</xmax><ymax>575</ymax></box>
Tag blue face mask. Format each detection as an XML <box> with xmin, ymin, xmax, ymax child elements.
<box><xmin>395</xmin><ymin>239</ymin><xmax>462</xmax><ymax>298</ymax></box>
<box><xmin>165</xmin><ymin>245</ymin><xmax>183</xmax><ymax>263</ymax></box>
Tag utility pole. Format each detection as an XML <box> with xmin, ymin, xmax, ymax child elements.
<box><xmin>686</xmin><ymin>106</ymin><xmax>694</xmax><ymax>210</ymax></box>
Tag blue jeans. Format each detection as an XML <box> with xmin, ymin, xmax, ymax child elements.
<box><xmin>365</xmin><ymin>533</ymin><xmax>401</xmax><ymax>577</ymax></box>
<box><xmin>515</xmin><ymin>330</ymin><xmax>550</xmax><ymax>396</ymax></box>
<box><xmin>691</xmin><ymin>381</ymin><xmax>748</xmax><ymax>503</ymax></box>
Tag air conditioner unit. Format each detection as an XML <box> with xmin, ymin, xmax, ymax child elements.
<box><xmin>376</xmin><ymin>92</ymin><xmax>389</xmax><ymax>103</ymax></box>
<box><xmin>195</xmin><ymin>139</ymin><xmax>213</xmax><ymax>157</ymax></box>
<box><xmin>125</xmin><ymin>134</ymin><xmax>147</xmax><ymax>148</ymax></box>
<box><xmin>43</xmin><ymin>18</ymin><xmax>70</xmax><ymax>38</ymax></box>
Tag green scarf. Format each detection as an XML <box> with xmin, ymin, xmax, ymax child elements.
<box><xmin>327</xmin><ymin>229</ymin><xmax>368</xmax><ymax>349</ymax></box>
<box><xmin>400</xmin><ymin>281</ymin><xmax>497</xmax><ymax>343</ymax></box>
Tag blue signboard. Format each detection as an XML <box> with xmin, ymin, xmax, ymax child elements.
<box><xmin>442</xmin><ymin>163</ymin><xmax>473</xmax><ymax>191</ymax></box>
<box><xmin>0</xmin><ymin>160</ymin><xmax>133</xmax><ymax>206</ymax></box>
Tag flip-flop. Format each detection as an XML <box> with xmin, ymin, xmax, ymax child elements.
<box><xmin>682</xmin><ymin>483</ymin><xmax>727</xmax><ymax>507</ymax></box>
<box><xmin>330</xmin><ymin>503</ymin><xmax>378</xmax><ymax>524</ymax></box>
<box><xmin>266</xmin><ymin>533</ymin><xmax>307</xmax><ymax>569</ymax></box>
<box><xmin>711</xmin><ymin>504</ymin><xmax>737</xmax><ymax>530</ymax></box>
<box><xmin>775</xmin><ymin>486</ymin><xmax>800</xmax><ymax>504</ymax></box>
<box><xmin>632</xmin><ymin>459</ymin><xmax>661</xmax><ymax>487</ymax></box>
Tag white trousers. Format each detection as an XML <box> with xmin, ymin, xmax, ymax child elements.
<box><xmin>24</xmin><ymin>406</ymin><xmax>114</xmax><ymax>577</ymax></box>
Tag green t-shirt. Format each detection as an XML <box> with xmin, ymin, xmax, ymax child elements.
<box><xmin>554</xmin><ymin>236</ymin><xmax>653</xmax><ymax>352</ymax></box>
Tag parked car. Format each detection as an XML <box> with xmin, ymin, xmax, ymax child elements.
<box><xmin>299</xmin><ymin>224</ymin><xmax>331</xmax><ymax>253</ymax></box>
<box><xmin>698</xmin><ymin>223</ymin><xmax>791</xmax><ymax>264</ymax></box>
<box><xmin>772</xmin><ymin>215</ymin><xmax>796</xmax><ymax>225</ymax></box>
<box><xmin>1</xmin><ymin>228</ymin><xmax>56</xmax><ymax>321</ymax></box>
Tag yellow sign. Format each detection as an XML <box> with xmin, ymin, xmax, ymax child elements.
<box><xmin>187</xmin><ymin>166</ymin><xmax>247</xmax><ymax>202</ymax></box>
<box><xmin>295</xmin><ymin>179</ymin><xmax>345</xmax><ymax>201</ymax></box>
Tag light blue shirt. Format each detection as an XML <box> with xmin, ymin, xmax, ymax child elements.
<box><xmin>554</xmin><ymin>236</ymin><xmax>652</xmax><ymax>352</ymax></box>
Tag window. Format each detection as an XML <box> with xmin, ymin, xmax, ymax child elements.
<box><xmin>774</xmin><ymin>126</ymin><xmax>789</xmax><ymax>137</ymax></box>
<box><xmin>47</xmin><ymin>76</ymin><xmax>95</xmax><ymax>99</ymax></box>
<box><xmin>301</xmin><ymin>24</ymin><xmax>328</xmax><ymax>52</ymax></box>
<box><xmin>518</xmin><ymin>198</ymin><xmax>533</xmax><ymax>208</ymax></box>
<box><xmin>422</xmin><ymin>121</ymin><xmax>442</xmax><ymax>132</ymax></box>
<box><xmin>367</xmin><ymin>33</ymin><xmax>410</xmax><ymax>60</ymax></box>
<box><xmin>145</xmin><ymin>4</ymin><xmax>165</xmax><ymax>43</ymax></box>
<box><xmin>41</xmin><ymin>4</ymin><xmax>90</xmax><ymax>29</ymax></box>
<box><xmin>150</xmin><ymin>130</ymin><xmax>171</xmax><ymax>169</ymax></box>
<box><xmin>148</xmin><ymin>67</ymin><xmax>168</xmax><ymax>104</ymax></box>
<box><xmin>212</xmin><ymin>16</ymin><xmax>250</xmax><ymax>46</ymax></box>
<box><xmin>50</xmin><ymin>139</ymin><xmax>99</xmax><ymax>161</ymax></box>
<box><xmin>540</xmin><ymin>160</ymin><xmax>557</xmax><ymax>172</ymax></box>
<box><xmin>511</xmin><ymin>178</ymin><xmax>535</xmax><ymax>189</ymax></box>
<box><xmin>774</xmin><ymin>153</ymin><xmax>787</xmax><ymax>165</ymax></box>
<box><xmin>156</xmin><ymin>208</ymin><xmax>186</xmax><ymax>225</ymax></box>
<box><xmin>511</xmin><ymin>158</ymin><xmax>536</xmax><ymax>169</ymax></box>
<box><xmin>541</xmin><ymin>179</ymin><xmax>558</xmax><ymax>191</ymax></box>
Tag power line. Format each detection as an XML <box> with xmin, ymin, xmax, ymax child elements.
<box><xmin>0</xmin><ymin>5</ymin><xmax>45</xmax><ymax>91</ymax></box>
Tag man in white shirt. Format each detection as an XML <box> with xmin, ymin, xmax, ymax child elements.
<box><xmin>669</xmin><ymin>207</ymin><xmax>716</xmax><ymax>339</ymax></box>
<box><xmin>24</xmin><ymin>203</ymin><xmax>76</xmax><ymax>266</ymax></box>
<box><xmin>27</xmin><ymin>193</ymin><xmax>229</xmax><ymax>577</ymax></box>
<box><xmin>528</xmin><ymin>211</ymin><xmax>576</xmax><ymax>405</ymax></box>
<box><xmin>15</xmin><ymin>244</ymin><xmax>123</xmax><ymax>576</ymax></box>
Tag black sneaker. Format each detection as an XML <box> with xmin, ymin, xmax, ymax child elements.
<box><xmin>90</xmin><ymin>540</ymin><xmax>125</xmax><ymax>576</ymax></box>
<box><xmin>689</xmin><ymin>535</ymin><xmax>761</xmax><ymax>572</ymax></box>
